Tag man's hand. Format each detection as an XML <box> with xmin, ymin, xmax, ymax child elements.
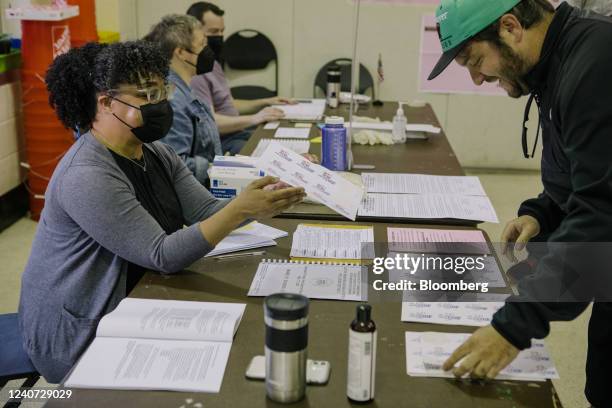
<box><xmin>442</xmin><ymin>325</ymin><xmax>520</xmax><ymax>380</ymax></box>
<box><xmin>501</xmin><ymin>215</ymin><xmax>540</xmax><ymax>261</ymax></box>
<box><xmin>266</xmin><ymin>96</ymin><xmax>296</xmax><ymax>106</ymax></box>
<box><xmin>251</xmin><ymin>106</ymin><xmax>285</xmax><ymax>125</ymax></box>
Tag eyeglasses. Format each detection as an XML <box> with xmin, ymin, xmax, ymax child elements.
<box><xmin>522</xmin><ymin>93</ymin><xmax>541</xmax><ymax>159</ymax></box>
<box><xmin>108</xmin><ymin>83</ymin><xmax>175</xmax><ymax>104</ymax></box>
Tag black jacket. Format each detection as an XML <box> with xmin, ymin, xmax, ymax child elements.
<box><xmin>491</xmin><ymin>3</ymin><xmax>612</xmax><ymax>349</ymax></box>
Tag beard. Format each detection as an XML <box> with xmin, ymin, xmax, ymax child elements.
<box><xmin>495</xmin><ymin>41</ymin><xmax>530</xmax><ymax>99</ymax></box>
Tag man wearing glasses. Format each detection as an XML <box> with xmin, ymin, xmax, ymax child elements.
<box><xmin>427</xmin><ymin>1</ymin><xmax>612</xmax><ymax>406</ymax></box>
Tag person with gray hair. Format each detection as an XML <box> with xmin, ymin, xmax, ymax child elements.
<box><xmin>144</xmin><ymin>14</ymin><xmax>221</xmax><ymax>186</ymax></box>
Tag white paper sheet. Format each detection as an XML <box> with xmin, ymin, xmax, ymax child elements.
<box><xmin>273</xmin><ymin>99</ymin><xmax>326</xmax><ymax>121</ymax></box>
<box><xmin>362</xmin><ymin>173</ymin><xmax>486</xmax><ymax>196</ymax></box>
<box><xmin>401</xmin><ymin>295</ymin><xmax>509</xmax><ymax>326</ymax></box>
<box><xmin>234</xmin><ymin>221</ymin><xmax>288</xmax><ymax>240</ymax></box>
<box><xmin>96</xmin><ymin>298</ymin><xmax>246</xmax><ymax>342</ymax></box>
<box><xmin>252</xmin><ymin>139</ymin><xmax>311</xmax><ymax>158</ymax></box>
<box><xmin>248</xmin><ymin>260</ymin><xmax>367</xmax><ymax>301</ymax></box>
<box><xmin>387</xmin><ymin>227</ymin><xmax>490</xmax><ymax>254</ymax></box>
<box><xmin>205</xmin><ymin>222</ymin><xmax>284</xmax><ymax>257</ymax></box>
<box><xmin>290</xmin><ymin>224</ymin><xmax>375</xmax><ymax>259</ymax></box>
<box><xmin>274</xmin><ymin>127</ymin><xmax>311</xmax><ymax>139</ymax></box>
<box><xmin>387</xmin><ymin>251</ymin><xmax>506</xmax><ymax>288</ymax></box>
<box><xmin>65</xmin><ymin>337</ymin><xmax>231</xmax><ymax>392</ymax></box>
<box><xmin>256</xmin><ymin>142</ymin><xmax>364</xmax><ymax>220</ymax></box>
<box><xmin>405</xmin><ymin>332</ymin><xmax>559</xmax><ymax>381</ymax></box>
<box><xmin>359</xmin><ymin>193</ymin><xmax>499</xmax><ymax>223</ymax></box>
<box><xmin>263</xmin><ymin>121</ymin><xmax>280</xmax><ymax>130</ymax></box>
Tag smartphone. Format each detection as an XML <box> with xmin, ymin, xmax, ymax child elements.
<box><xmin>245</xmin><ymin>355</ymin><xmax>331</xmax><ymax>385</ymax></box>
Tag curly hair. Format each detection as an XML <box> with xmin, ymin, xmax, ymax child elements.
<box><xmin>45</xmin><ymin>41</ymin><xmax>170</xmax><ymax>132</ymax></box>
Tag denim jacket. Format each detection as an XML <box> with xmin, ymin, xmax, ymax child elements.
<box><xmin>161</xmin><ymin>70</ymin><xmax>222</xmax><ymax>185</ymax></box>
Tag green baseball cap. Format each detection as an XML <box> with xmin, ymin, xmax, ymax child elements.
<box><xmin>428</xmin><ymin>0</ymin><xmax>521</xmax><ymax>80</ymax></box>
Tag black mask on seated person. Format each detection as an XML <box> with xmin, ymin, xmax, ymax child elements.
<box><xmin>111</xmin><ymin>98</ymin><xmax>174</xmax><ymax>144</ymax></box>
<box><xmin>187</xmin><ymin>46</ymin><xmax>216</xmax><ymax>75</ymax></box>
<box><xmin>207</xmin><ymin>36</ymin><xmax>224</xmax><ymax>64</ymax></box>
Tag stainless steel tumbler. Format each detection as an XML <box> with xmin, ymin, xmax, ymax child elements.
<box><xmin>264</xmin><ymin>293</ymin><xmax>309</xmax><ymax>403</ymax></box>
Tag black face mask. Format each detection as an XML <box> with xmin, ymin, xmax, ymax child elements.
<box><xmin>111</xmin><ymin>98</ymin><xmax>174</xmax><ymax>144</ymax></box>
<box><xmin>207</xmin><ymin>36</ymin><xmax>224</xmax><ymax>64</ymax></box>
<box><xmin>187</xmin><ymin>46</ymin><xmax>216</xmax><ymax>75</ymax></box>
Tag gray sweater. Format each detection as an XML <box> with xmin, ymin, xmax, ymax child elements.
<box><xmin>18</xmin><ymin>132</ymin><xmax>228</xmax><ymax>383</ymax></box>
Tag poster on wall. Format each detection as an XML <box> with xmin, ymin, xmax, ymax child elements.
<box><xmin>418</xmin><ymin>14</ymin><xmax>506</xmax><ymax>96</ymax></box>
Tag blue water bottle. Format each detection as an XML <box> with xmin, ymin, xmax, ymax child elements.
<box><xmin>322</xmin><ymin>116</ymin><xmax>348</xmax><ymax>171</ymax></box>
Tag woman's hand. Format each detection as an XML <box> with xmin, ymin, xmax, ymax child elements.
<box><xmin>229</xmin><ymin>176</ymin><xmax>306</xmax><ymax>220</ymax></box>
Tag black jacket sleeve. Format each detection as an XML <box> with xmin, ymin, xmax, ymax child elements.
<box><xmin>492</xmin><ymin>32</ymin><xmax>612</xmax><ymax>349</ymax></box>
<box><xmin>518</xmin><ymin>192</ymin><xmax>566</xmax><ymax>238</ymax></box>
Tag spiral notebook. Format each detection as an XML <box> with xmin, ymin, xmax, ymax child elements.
<box><xmin>248</xmin><ymin>259</ymin><xmax>368</xmax><ymax>301</ymax></box>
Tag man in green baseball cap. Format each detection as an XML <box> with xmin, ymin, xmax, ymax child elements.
<box><xmin>428</xmin><ymin>1</ymin><xmax>612</xmax><ymax>406</ymax></box>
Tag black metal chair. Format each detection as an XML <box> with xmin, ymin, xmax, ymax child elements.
<box><xmin>0</xmin><ymin>314</ymin><xmax>40</xmax><ymax>408</ymax></box>
<box><xmin>313</xmin><ymin>58</ymin><xmax>375</xmax><ymax>98</ymax></box>
<box><xmin>223</xmin><ymin>29</ymin><xmax>278</xmax><ymax>100</ymax></box>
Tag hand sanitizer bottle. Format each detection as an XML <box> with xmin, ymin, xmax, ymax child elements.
<box><xmin>392</xmin><ymin>102</ymin><xmax>407</xmax><ymax>144</ymax></box>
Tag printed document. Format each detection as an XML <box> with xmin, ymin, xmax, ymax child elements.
<box><xmin>291</xmin><ymin>224</ymin><xmax>375</xmax><ymax>260</ymax></box>
<box><xmin>248</xmin><ymin>260</ymin><xmax>367</xmax><ymax>301</ymax></box>
<box><xmin>362</xmin><ymin>173</ymin><xmax>487</xmax><ymax>196</ymax></box>
<box><xmin>359</xmin><ymin>193</ymin><xmax>499</xmax><ymax>223</ymax></box>
<box><xmin>257</xmin><ymin>142</ymin><xmax>364</xmax><ymax>220</ymax></box>
<box><xmin>406</xmin><ymin>331</ymin><xmax>559</xmax><ymax>381</ymax></box>
<box><xmin>387</xmin><ymin>227</ymin><xmax>490</xmax><ymax>254</ymax></box>
<box><xmin>65</xmin><ymin>298</ymin><xmax>246</xmax><ymax>392</ymax></box>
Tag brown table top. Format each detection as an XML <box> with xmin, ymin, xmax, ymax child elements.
<box><xmin>240</xmin><ymin>102</ymin><xmax>475</xmax><ymax>226</ymax></box>
<box><xmin>47</xmin><ymin>219</ymin><xmax>560</xmax><ymax>408</ymax></box>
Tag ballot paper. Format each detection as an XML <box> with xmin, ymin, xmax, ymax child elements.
<box><xmin>251</xmin><ymin>139</ymin><xmax>311</xmax><ymax>158</ymax></box>
<box><xmin>387</xmin><ymin>252</ymin><xmax>506</xmax><ymax>288</ymax></box>
<box><xmin>274</xmin><ymin>127</ymin><xmax>311</xmax><ymax>139</ymax></box>
<box><xmin>263</xmin><ymin>121</ymin><xmax>280</xmax><ymax>130</ymax></box>
<box><xmin>205</xmin><ymin>222</ymin><xmax>287</xmax><ymax>257</ymax></box>
<box><xmin>65</xmin><ymin>298</ymin><xmax>246</xmax><ymax>392</ymax></box>
<box><xmin>362</xmin><ymin>173</ymin><xmax>487</xmax><ymax>196</ymax></box>
<box><xmin>387</xmin><ymin>227</ymin><xmax>490</xmax><ymax>254</ymax></box>
<box><xmin>291</xmin><ymin>224</ymin><xmax>375</xmax><ymax>260</ymax></box>
<box><xmin>248</xmin><ymin>260</ymin><xmax>367</xmax><ymax>301</ymax></box>
<box><xmin>405</xmin><ymin>331</ymin><xmax>559</xmax><ymax>381</ymax></box>
<box><xmin>401</xmin><ymin>294</ymin><xmax>509</xmax><ymax>326</ymax></box>
<box><xmin>273</xmin><ymin>99</ymin><xmax>326</xmax><ymax>121</ymax></box>
<box><xmin>359</xmin><ymin>193</ymin><xmax>499</xmax><ymax>223</ymax></box>
<box><xmin>256</xmin><ymin>142</ymin><xmax>364</xmax><ymax>220</ymax></box>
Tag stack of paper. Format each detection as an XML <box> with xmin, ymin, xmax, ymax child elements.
<box><xmin>248</xmin><ymin>260</ymin><xmax>367</xmax><ymax>301</ymax></box>
<box><xmin>363</xmin><ymin>173</ymin><xmax>486</xmax><ymax>196</ymax></box>
<box><xmin>252</xmin><ymin>138</ymin><xmax>310</xmax><ymax>158</ymax></box>
<box><xmin>359</xmin><ymin>173</ymin><xmax>498</xmax><ymax>223</ymax></box>
<box><xmin>401</xmin><ymin>293</ymin><xmax>509</xmax><ymax>326</ymax></box>
<box><xmin>273</xmin><ymin>99</ymin><xmax>326</xmax><ymax>121</ymax></box>
<box><xmin>387</xmin><ymin>251</ymin><xmax>506</xmax><ymax>288</ymax></box>
<box><xmin>291</xmin><ymin>224</ymin><xmax>375</xmax><ymax>260</ymax></box>
<box><xmin>256</xmin><ymin>142</ymin><xmax>364</xmax><ymax>220</ymax></box>
<box><xmin>405</xmin><ymin>331</ymin><xmax>559</xmax><ymax>381</ymax></box>
<box><xmin>359</xmin><ymin>193</ymin><xmax>498</xmax><ymax>223</ymax></box>
<box><xmin>205</xmin><ymin>222</ymin><xmax>287</xmax><ymax>257</ymax></box>
<box><xmin>65</xmin><ymin>298</ymin><xmax>246</xmax><ymax>393</ymax></box>
<box><xmin>387</xmin><ymin>227</ymin><xmax>489</xmax><ymax>254</ymax></box>
<box><xmin>274</xmin><ymin>127</ymin><xmax>311</xmax><ymax>139</ymax></box>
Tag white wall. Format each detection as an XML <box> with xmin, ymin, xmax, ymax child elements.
<box><xmin>0</xmin><ymin>0</ymin><xmax>541</xmax><ymax>170</ymax></box>
<box><xmin>132</xmin><ymin>0</ymin><xmax>540</xmax><ymax>170</ymax></box>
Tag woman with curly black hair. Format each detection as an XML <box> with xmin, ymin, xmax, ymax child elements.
<box><xmin>18</xmin><ymin>40</ymin><xmax>305</xmax><ymax>383</ymax></box>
